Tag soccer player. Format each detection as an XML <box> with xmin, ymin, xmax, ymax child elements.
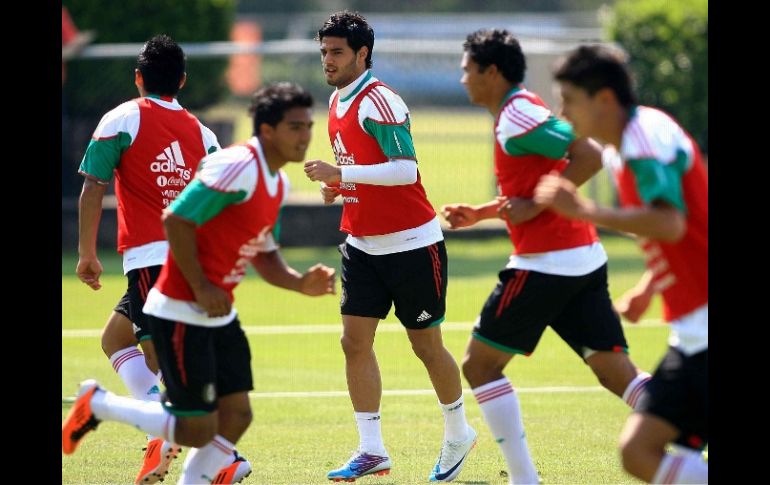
<box><xmin>303</xmin><ymin>11</ymin><xmax>476</xmax><ymax>483</ymax></box>
<box><xmin>64</xmin><ymin>82</ymin><xmax>337</xmax><ymax>484</ymax></box>
<box><xmin>441</xmin><ymin>29</ymin><xmax>652</xmax><ymax>484</ymax></box>
<box><xmin>534</xmin><ymin>44</ymin><xmax>708</xmax><ymax>484</ymax></box>
<box><xmin>74</xmin><ymin>34</ymin><xmax>256</xmax><ymax>484</ymax></box>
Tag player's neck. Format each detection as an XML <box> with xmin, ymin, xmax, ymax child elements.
<box><xmin>488</xmin><ymin>82</ymin><xmax>516</xmax><ymax>115</ymax></box>
<box><xmin>259</xmin><ymin>140</ymin><xmax>287</xmax><ymax>174</ymax></box>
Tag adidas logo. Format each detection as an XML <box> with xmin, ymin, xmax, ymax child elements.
<box><xmin>333</xmin><ymin>131</ymin><xmax>355</xmax><ymax>165</ymax></box>
<box><xmin>332</xmin><ymin>131</ymin><xmax>348</xmax><ymax>155</ymax></box>
<box><xmin>151</xmin><ymin>140</ymin><xmax>187</xmax><ymax>172</ymax></box>
<box><xmin>416</xmin><ymin>310</ymin><xmax>432</xmax><ymax>322</ymax></box>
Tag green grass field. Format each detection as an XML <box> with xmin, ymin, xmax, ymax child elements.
<box><xmin>62</xmin><ymin>236</ymin><xmax>664</xmax><ymax>484</ymax></box>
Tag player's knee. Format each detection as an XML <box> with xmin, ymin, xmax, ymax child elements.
<box><xmin>176</xmin><ymin>415</ymin><xmax>218</xmax><ymax>448</ymax></box>
<box><xmin>410</xmin><ymin>339</ymin><xmax>439</xmax><ymax>362</ymax></box>
<box><xmin>221</xmin><ymin>407</ymin><xmax>253</xmax><ymax>434</ymax></box>
<box><xmin>340</xmin><ymin>334</ymin><xmax>371</xmax><ymax>357</ymax></box>
<box><xmin>461</xmin><ymin>356</ymin><xmax>498</xmax><ymax>388</ymax></box>
<box><xmin>619</xmin><ymin>438</ymin><xmax>643</xmax><ymax>476</ymax></box>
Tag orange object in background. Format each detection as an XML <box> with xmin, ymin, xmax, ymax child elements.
<box><xmin>227</xmin><ymin>21</ymin><xmax>262</xmax><ymax>96</ymax></box>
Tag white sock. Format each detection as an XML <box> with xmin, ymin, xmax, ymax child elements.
<box><xmin>622</xmin><ymin>371</ymin><xmax>651</xmax><ymax>410</ymax></box>
<box><xmin>355</xmin><ymin>411</ymin><xmax>386</xmax><ymax>455</ymax></box>
<box><xmin>179</xmin><ymin>435</ymin><xmax>234</xmax><ymax>484</ymax></box>
<box><xmin>652</xmin><ymin>449</ymin><xmax>708</xmax><ymax>484</ymax></box>
<box><xmin>90</xmin><ymin>389</ymin><xmax>176</xmax><ymax>443</ymax></box>
<box><xmin>109</xmin><ymin>347</ymin><xmax>162</xmax><ymax>401</ymax></box>
<box><xmin>440</xmin><ymin>395</ymin><xmax>470</xmax><ymax>442</ymax></box>
<box><xmin>473</xmin><ymin>378</ymin><xmax>539</xmax><ymax>484</ymax></box>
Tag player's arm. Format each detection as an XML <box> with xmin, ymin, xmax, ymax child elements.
<box><xmin>614</xmin><ymin>270</ymin><xmax>656</xmax><ymax>323</ymax></box>
<box><xmin>305</xmin><ymin>92</ymin><xmax>419</xmax><ymax>186</ymax></box>
<box><xmin>164</xmin><ymin>173</ymin><xmax>247</xmax><ymax>317</ymax></box>
<box><xmin>76</xmin><ymin>122</ymin><xmax>130</xmax><ymax>289</ymax></box>
<box><xmin>441</xmin><ymin>199</ymin><xmax>506</xmax><ymax>229</ymax></box>
<box><xmin>252</xmin><ymin>244</ymin><xmax>336</xmax><ymax>296</ymax></box>
<box><xmin>499</xmin><ymin>112</ymin><xmax>601</xmax><ymax>224</ymax></box>
<box><xmin>534</xmin><ymin>170</ymin><xmax>686</xmax><ymax>242</ymax></box>
<box><xmin>77</xmin><ymin>176</ymin><xmax>109</xmax><ymax>290</ymax></box>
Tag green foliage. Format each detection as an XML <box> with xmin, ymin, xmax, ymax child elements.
<box><xmin>64</xmin><ymin>0</ymin><xmax>236</xmax><ymax>116</ymax></box>
<box><xmin>607</xmin><ymin>0</ymin><xmax>708</xmax><ymax>152</ymax></box>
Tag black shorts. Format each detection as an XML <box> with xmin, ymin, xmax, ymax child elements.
<box><xmin>473</xmin><ymin>264</ymin><xmax>628</xmax><ymax>358</ymax></box>
<box><xmin>637</xmin><ymin>347</ymin><xmax>708</xmax><ymax>450</ymax></box>
<box><xmin>339</xmin><ymin>241</ymin><xmax>447</xmax><ymax>329</ymax></box>
<box><xmin>114</xmin><ymin>266</ymin><xmax>162</xmax><ymax>342</ymax></box>
<box><xmin>147</xmin><ymin>315</ymin><xmax>253</xmax><ymax>415</ymax></box>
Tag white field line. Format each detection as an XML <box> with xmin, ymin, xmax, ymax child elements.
<box><xmin>62</xmin><ymin>319</ymin><xmax>665</xmax><ymax>338</ymax></box>
<box><xmin>62</xmin><ymin>386</ymin><xmax>604</xmax><ymax>403</ymax></box>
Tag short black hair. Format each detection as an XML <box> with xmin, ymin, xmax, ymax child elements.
<box><xmin>463</xmin><ymin>29</ymin><xmax>526</xmax><ymax>85</ymax></box>
<box><xmin>554</xmin><ymin>44</ymin><xmax>637</xmax><ymax>110</ymax></box>
<box><xmin>317</xmin><ymin>10</ymin><xmax>374</xmax><ymax>69</ymax></box>
<box><xmin>136</xmin><ymin>34</ymin><xmax>185</xmax><ymax>97</ymax></box>
<box><xmin>249</xmin><ymin>82</ymin><xmax>314</xmax><ymax>136</ymax></box>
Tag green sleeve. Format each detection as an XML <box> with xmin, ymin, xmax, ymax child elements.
<box><xmin>78</xmin><ymin>133</ymin><xmax>132</xmax><ymax>181</ymax></box>
<box><xmin>363</xmin><ymin>117</ymin><xmax>416</xmax><ymax>159</ymax></box>
<box><xmin>169</xmin><ymin>179</ymin><xmax>247</xmax><ymax>225</ymax></box>
<box><xmin>626</xmin><ymin>150</ymin><xmax>688</xmax><ymax>212</ymax></box>
<box><xmin>503</xmin><ymin>116</ymin><xmax>575</xmax><ymax>159</ymax></box>
<box><xmin>272</xmin><ymin>207</ymin><xmax>283</xmax><ymax>243</ymax></box>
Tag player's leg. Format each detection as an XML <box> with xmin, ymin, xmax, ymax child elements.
<box><xmin>620</xmin><ymin>348</ymin><xmax>708</xmax><ymax>483</ymax></box>
<box><xmin>550</xmin><ymin>263</ymin><xmax>651</xmax><ymax>409</ymax></box>
<box><xmin>391</xmin><ymin>242</ymin><xmax>475</xmax><ymax>482</ymax></box>
<box><xmin>461</xmin><ymin>268</ymin><xmax>567</xmax><ymax>485</ymax></box>
<box><xmin>328</xmin><ymin>243</ymin><xmax>392</xmax><ymax>481</ymax></box>
<box><xmin>207</xmin><ymin>317</ymin><xmax>254</xmax><ymax>485</ymax></box>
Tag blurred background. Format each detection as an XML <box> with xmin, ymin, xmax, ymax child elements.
<box><xmin>61</xmin><ymin>0</ymin><xmax>707</xmax><ymax>250</ymax></box>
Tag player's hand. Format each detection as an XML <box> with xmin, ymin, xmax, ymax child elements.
<box><xmin>320</xmin><ymin>183</ymin><xmax>340</xmax><ymax>205</ymax></box>
<box><xmin>76</xmin><ymin>256</ymin><xmax>103</xmax><ymax>290</ymax></box>
<box><xmin>192</xmin><ymin>281</ymin><xmax>232</xmax><ymax>317</ymax></box>
<box><xmin>300</xmin><ymin>263</ymin><xmax>336</xmax><ymax>296</ymax></box>
<box><xmin>497</xmin><ymin>196</ymin><xmax>545</xmax><ymax>225</ymax></box>
<box><xmin>614</xmin><ymin>275</ymin><xmax>656</xmax><ymax>323</ymax></box>
<box><xmin>441</xmin><ymin>203</ymin><xmax>479</xmax><ymax>229</ymax></box>
<box><xmin>304</xmin><ymin>160</ymin><xmax>341</xmax><ymax>184</ymax></box>
<box><xmin>534</xmin><ymin>173</ymin><xmax>586</xmax><ymax>219</ymax></box>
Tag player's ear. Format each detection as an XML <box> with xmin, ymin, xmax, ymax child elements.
<box><xmin>357</xmin><ymin>46</ymin><xmax>369</xmax><ymax>65</ymax></box>
<box><xmin>178</xmin><ymin>72</ymin><xmax>187</xmax><ymax>90</ymax></box>
<box><xmin>595</xmin><ymin>87</ymin><xmax>616</xmax><ymax>107</ymax></box>
<box><xmin>134</xmin><ymin>69</ymin><xmax>143</xmax><ymax>89</ymax></box>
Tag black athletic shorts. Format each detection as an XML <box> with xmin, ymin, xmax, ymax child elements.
<box><xmin>636</xmin><ymin>347</ymin><xmax>708</xmax><ymax>450</ymax></box>
<box><xmin>147</xmin><ymin>315</ymin><xmax>253</xmax><ymax>415</ymax></box>
<box><xmin>338</xmin><ymin>241</ymin><xmax>447</xmax><ymax>329</ymax></box>
<box><xmin>114</xmin><ymin>265</ymin><xmax>162</xmax><ymax>342</ymax></box>
<box><xmin>473</xmin><ymin>264</ymin><xmax>628</xmax><ymax>358</ymax></box>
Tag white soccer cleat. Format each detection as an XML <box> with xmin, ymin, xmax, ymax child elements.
<box><xmin>429</xmin><ymin>426</ymin><xmax>477</xmax><ymax>482</ymax></box>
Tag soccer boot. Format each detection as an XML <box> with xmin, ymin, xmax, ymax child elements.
<box><xmin>62</xmin><ymin>379</ymin><xmax>103</xmax><ymax>455</ymax></box>
<box><xmin>212</xmin><ymin>450</ymin><xmax>252</xmax><ymax>484</ymax></box>
<box><xmin>135</xmin><ymin>438</ymin><xmax>183</xmax><ymax>484</ymax></box>
<box><xmin>428</xmin><ymin>426</ymin><xmax>477</xmax><ymax>482</ymax></box>
<box><xmin>327</xmin><ymin>450</ymin><xmax>392</xmax><ymax>482</ymax></box>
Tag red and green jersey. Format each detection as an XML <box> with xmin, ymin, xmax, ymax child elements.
<box><xmin>609</xmin><ymin>106</ymin><xmax>708</xmax><ymax>321</ymax></box>
<box><xmin>328</xmin><ymin>72</ymin><xmax>435</xmax><ymax>236</ymax></box>
<box><xmin>154</xmin><ymin>136</ymin><xmax>285</xmax><ymax>300</ymax></box>
<box><xmin>495</xmin><ymin>87</ymin><xmax>598</xmax><ymax>255</ymax></box>
<box><xmin>79</xmin><ymin>96</ymin><xmax>219</xmax><ymax>255</ymax></box>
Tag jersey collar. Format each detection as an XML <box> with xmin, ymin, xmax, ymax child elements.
<box><xmin>339</xmin><ymin>70</ymin><xmax>373</xmax><ymax>103</ymax></box>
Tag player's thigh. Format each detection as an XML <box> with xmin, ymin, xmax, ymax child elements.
<box><xmin>339</xmin><ymin>242</ymin><xmax>392</xmax><ymax>319</ymax></box>
<box><xmin>383</xmin><ymin>241</ymin><xmax>448</xmax><ymax>329</ymax></box>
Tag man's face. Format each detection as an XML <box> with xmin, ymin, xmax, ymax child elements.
<box><xmin>268</xmin><ymin>107</ymin><xmax>313</xmax><ymax>162</ymax></box>
<box><xmin>320</xmin><ymin>36</ymin><xmax>365</xmax><ymax>88</ymax></box>
<box><xmin>557</xmin><ymin>81</ymin><xmax>599</xmax><ymax>138</ymax></box>
<box><xmin>460</xmin><ymin>53</ymin><xmax>489</xmax><ymax>106</ymax></box>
